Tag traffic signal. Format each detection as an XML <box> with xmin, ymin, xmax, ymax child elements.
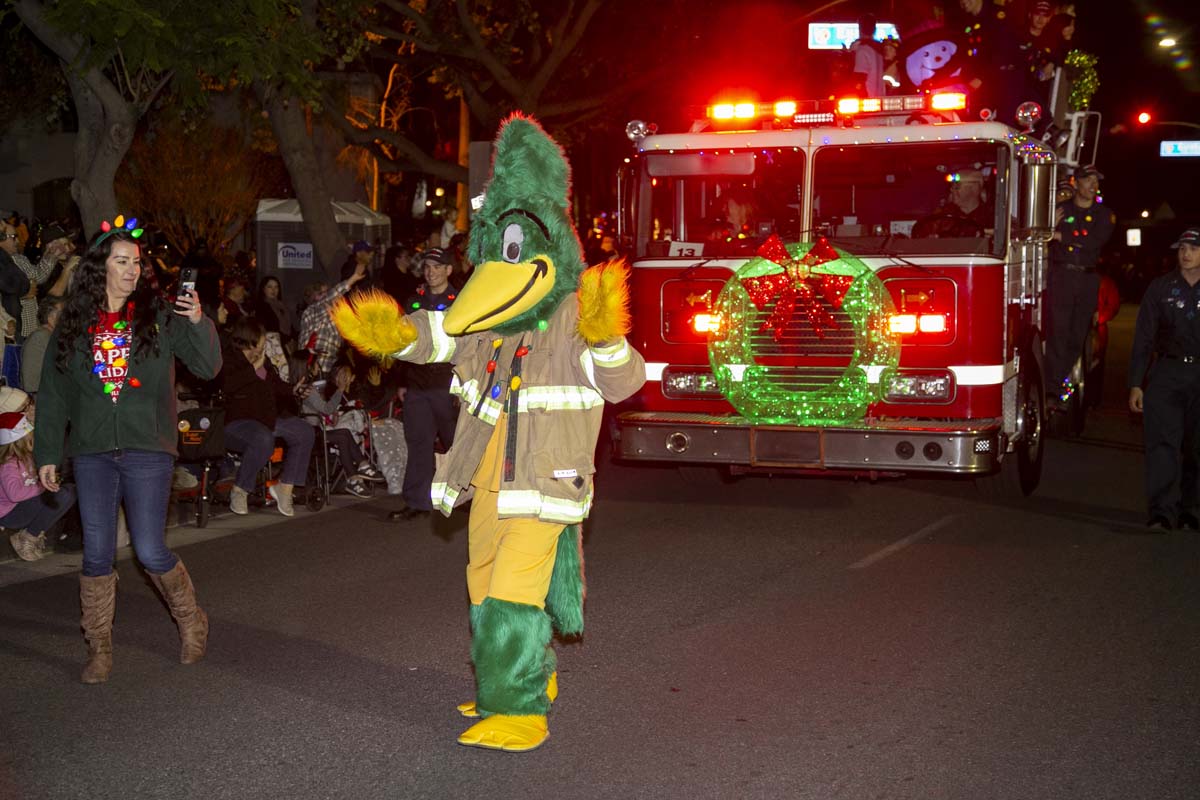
<box><xmin>1137</xmin><ymin>111</ymin><xmax>1153</xmax><ymax>125</ymax></box>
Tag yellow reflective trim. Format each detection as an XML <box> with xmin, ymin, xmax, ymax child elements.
<box><xmin>453</xmin><ymin>376</ymin><xmax>481</xmax><ymax>405</ymax></box>
<box><xmin>432</xmin><ymin>482</ymin><xmax>459</xmax><ymax>514</ymax></box>
<box><xmin>428</xmin><ymin>311</ymin><xmax>457</xmax><ymax>363</ymax></box>
<box><xmin>578</xmin><ymin>350</ymin><xmax>597</xmax><ymax>389</ymax></box>
<box><xmin>495</xmin><ymin>487</ymin><xmax>594</xmax><ymax>523</ymax></box>
<box><xmin>496</xmin><ymin>490</ymin><xmax>543</xmax><ymax>515</ymax></box>
<box><xmin>590</xmin><ymin>339</ymin><xmax>631</xmax><ymax>366</ymax></box>
<box><xmin>517</xmin><ymin>385</ymin><xmax>604</xmax><ymax>412</ymax></box>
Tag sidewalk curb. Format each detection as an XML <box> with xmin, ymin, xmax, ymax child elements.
<box><xmin>0</xmin><ymin>493</ymin><xmax>386</xmax><ymax>587</ymax></box>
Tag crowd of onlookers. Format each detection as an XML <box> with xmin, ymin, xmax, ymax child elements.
<box><xmin>1</xmin><ymin>206</ymin><xmax>478</xmax><ymax>561</ymax></box>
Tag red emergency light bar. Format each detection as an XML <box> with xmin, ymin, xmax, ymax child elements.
<box><xmin>705</xmin><ymin>92</ymin><xmax>969</xmax><ymax>129</ymax></box>
<box><xmin>835</xmin><ymin>92</ymin><xmax>967</xmax><ymax>116</ymax></box>
<box><xmin>707</xmin><ymin>100</ymin><xmax>799</xmax><ymax>121</ymax></box>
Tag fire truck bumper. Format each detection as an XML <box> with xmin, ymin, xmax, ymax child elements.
<box><xmin>616</xmin><ymin>412</ymin><xmax>1002</xmax><ymax>475</ymax></box>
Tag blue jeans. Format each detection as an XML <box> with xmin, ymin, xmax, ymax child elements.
<box><xmin>75</xmin><ymin>450</ymin><xmax>176</xmax><ymax>578</ymax></box>
<box><xmin>225</xmin><ymin>416</ymin><xmax>314</xmax><ymax>492</ymax></box>
<box><xmin>0</xmin><ymin>484</ymin><xmax>77</xmax><ymax>534</ymax></box>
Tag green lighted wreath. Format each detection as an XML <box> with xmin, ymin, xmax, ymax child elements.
<box><xmin>708</xmin><ymin>237</ymin><xmax>899</xmax><ymax>424</ymax></box>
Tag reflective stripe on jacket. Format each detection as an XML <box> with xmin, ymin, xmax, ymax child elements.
<box><xmin>396</xmin><ymin>296</ymin><xmax>645</xmax><ymax>522</ymax></box>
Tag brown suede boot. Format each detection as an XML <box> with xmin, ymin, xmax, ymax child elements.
<box><xmin>79</xmin><ymin>572</ymin><xmax>118</xmax><ymax>684</ymax></box>
<box><xmin>150</xmin><ymin>560</ymin><xmax>209</xmax><ymax>664</ymax></box>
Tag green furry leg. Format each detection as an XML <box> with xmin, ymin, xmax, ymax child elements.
<box><xmin>545</xmin><ymin>524</ymin><xmax>584</xmax><ymax>636</ymax></box>
<box><xmin>473</xmin><ymin>597</ymin><xmax>555</xmax><ymax>717</ymax></box>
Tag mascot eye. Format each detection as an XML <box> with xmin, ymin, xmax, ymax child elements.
<box><xmin>502</xmin><ymin>223</ymin><xmax>525</xmax><ymax>263</ymax></box>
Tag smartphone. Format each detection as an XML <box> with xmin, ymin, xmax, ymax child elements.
<box><xmin>176</xmin><ymin>267</ymin><xmax>198</xmax><ymax>311</ymax></box>
<box><xmin>179</xmin><ymin>267</ymin><xmax>198</xmax><ymax>296</ymax></box>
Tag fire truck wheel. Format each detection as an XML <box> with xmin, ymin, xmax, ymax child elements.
<box><xmin>978</xmin><ymin>361</ymin><xmax>1044</xmax><ymax>498</ymax></box>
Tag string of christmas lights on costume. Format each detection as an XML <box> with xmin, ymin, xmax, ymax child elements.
<box><xmin>708</xmin><ymin>236</ymin><xmax>899</xmax><ymax>425</ymax></box>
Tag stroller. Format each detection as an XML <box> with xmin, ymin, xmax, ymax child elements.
<box><xmin>175</xmin><ymin>394</ymin><xmax>227</xmax><ymax>528</ymax></box>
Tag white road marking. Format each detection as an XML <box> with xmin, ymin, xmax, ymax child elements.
<box><xmin>848</xmin><ymin>514</ymin><xmax>959</xmax><ymax>570</ymax></box>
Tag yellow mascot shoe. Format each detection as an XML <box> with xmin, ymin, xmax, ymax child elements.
<box><xmin>457</xmin><ymin>671</ymin><xmax>557</xmax><ymax>718</ymax></box>
<box><xmin>457</xmin><ymin>715</ymin><xmax>549</xmax><ymax>752</ymax></box>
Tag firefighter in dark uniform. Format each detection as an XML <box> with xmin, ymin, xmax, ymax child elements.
<box><xmin>1129</xmin><ymin>227</ymin><xmax>1200</xmax><ymax>531</ymax></box>
<box><xmin>1046</xmin><ymin>164</ymin><xmax>1115</xmax><ymax>405</ymax></box>
<box><xmin>389</xmin><ymin>248</ymin><xmax>459</xmax><ymax>522</ymax></box>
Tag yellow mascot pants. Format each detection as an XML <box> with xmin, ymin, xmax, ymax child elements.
<box><xmin>466</xmin><ymin>414</ymin><xmax>564</xmax><ymax>607</ymax></box>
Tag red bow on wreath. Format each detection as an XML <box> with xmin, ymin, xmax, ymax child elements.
<box><xmin>739</xmin><ymin>235</ymin><xmax>854</xmax><ymax>341</ymax></box>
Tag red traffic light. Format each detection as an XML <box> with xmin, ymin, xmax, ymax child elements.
<box><xmin>1137</xmin><ymin>111</ymin><xmax>1152</xmax><ymax>125</ymax></box>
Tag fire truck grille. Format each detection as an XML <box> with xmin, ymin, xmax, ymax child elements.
<box><xmin>748</xmin><ymin>304</ymin><xmax>857</xmax><ymax>392</ymax></box>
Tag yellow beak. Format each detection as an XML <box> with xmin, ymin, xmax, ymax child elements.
<box><xmin>442</xmin><ymin>256</ymin><xmax>557</xmax><ymax>335</ymax></box>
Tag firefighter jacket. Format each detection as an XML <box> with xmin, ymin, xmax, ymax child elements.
<box><xmin>394</xmin><ymin>295</ymin><xmax>645</xmax><ymax>523</ymax></box>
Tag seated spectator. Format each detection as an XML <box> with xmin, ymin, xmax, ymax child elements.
<box><xmin>255</xmin><ymin>275</ymin><xmax>295</xmax><ymax>350</ymax></box>
<box><xmin>221</xmin><ymin>317</ymin><xmax>314</xmax><ymax>517</ymax></box>
<box><xmin>220</xmin><ymin>274</ymin><xmax>252</xmax><ymax>327</ymax></box>
<box><xmin>293</xmin><ymin>356</ymin><xmax>384</xmax><ymax>498</ymax></box>
<box><xmin>1</xmin><ymin>411</ymin><xmax>77</xmax><ymax>561</ymax></box>
<box><xmin>21</xmin><ymin>296</ymin><xmax>64</xmax><ymax>396</ymax></box>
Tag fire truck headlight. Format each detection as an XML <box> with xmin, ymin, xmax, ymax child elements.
<box><xmin>662</xmin><ymin>367</ymin><xmax>723</xmax><ymax>399</ymax></box>
<box><xmin>883</xmin><ymin>370</ymin><xmax>954</xmax><ymax>403</ymax></box>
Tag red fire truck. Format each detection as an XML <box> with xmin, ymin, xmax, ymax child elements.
<box><xmin>614</xmin><ymin>93</ymin><xmax>1095</xmax><ymax>495</ymax></box>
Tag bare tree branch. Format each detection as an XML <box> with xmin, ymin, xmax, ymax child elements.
<box><xmin>13</xmin><ymin>0</ymin><xmax>126</xmax><ymax>114</ymax></box>
<box><xmin>454</xmin><ymin>0</ymin><xmax>526</xmax><ymax>103</ymax></box>
<box><xmin>329</xmin><ymin>110</ymin><xmax>467</xmax><ymax>183</ymax></box>
<box><xmin>527</xmin><ymin>0</ymin><xmax>602</xmax><ymax>101</ymax></box>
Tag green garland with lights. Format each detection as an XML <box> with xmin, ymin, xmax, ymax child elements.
<box><xmin>1064</xmin><ymin>50</ymin><xmax>1099</xmax><ymax>111</ymax></box>
<box><xmin>708</xmin><ymin>238</ymin><xmax>899</xmax><ymax>425</ymax></box>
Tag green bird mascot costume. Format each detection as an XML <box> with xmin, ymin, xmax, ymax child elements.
<box><xmin>332</xmin><ymin>113</ymin><xmax>645</xmax><ymax>751</ymax></box>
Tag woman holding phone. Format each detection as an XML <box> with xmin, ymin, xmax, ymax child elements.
<box><xmin>35</xmin><ymin>217</ymin><xmax>222</xmax><ymax>684</ymax></box>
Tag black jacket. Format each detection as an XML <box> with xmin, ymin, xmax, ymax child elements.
<box><xmin>221</xmin><ymin>344</ymin><xmax>297</xmax><ymax>429</ymax></box>
<box><xmin>0</xmin><ymin>250</ymin><xmax>31</xmax><ymax>328</ymax></box>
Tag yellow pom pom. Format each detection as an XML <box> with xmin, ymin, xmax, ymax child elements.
<box><xmin>330</xmin><ymin>289</ymin><xmax>417</xmax><ymax>361</ymax></box>
<box><xmin>576</xmin><ymin>259</ymin><xmax>632</xmax><ymax>345</ymax></box>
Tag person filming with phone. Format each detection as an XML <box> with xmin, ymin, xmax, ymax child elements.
<box><xmin>34</xmin><ymin>216</ymin><xmax>222</xmax><ymax>684</ymax></box>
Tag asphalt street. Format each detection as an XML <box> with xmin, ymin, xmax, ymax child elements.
<box><xmin>1</xmin><ymin>306</ymin><xmax>1198</xmax><ymax>800</ymax></box>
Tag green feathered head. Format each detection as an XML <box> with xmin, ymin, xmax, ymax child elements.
<box><xmin>442</xmin><ymin>113</ymin><xmax>586</xmax><ymax>336</ymax></box>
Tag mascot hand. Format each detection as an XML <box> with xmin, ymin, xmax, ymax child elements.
<box><xmin>576</xmin><ymin>259</ymin><xmax>632</xmax><ymax>346</ymax></box>
<box><xmin>330</xmin><ymin>289</ymin><xmax>417</xmax><ymax>361</ymax></box>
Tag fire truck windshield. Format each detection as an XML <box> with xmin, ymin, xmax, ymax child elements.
<box><xmin>633</xmin><ymin>148</ymin><xmax>805</xmax><ymax>259</ymax></box>
<box><xmin>812</xmin><ymin>140</ymin><xmax>1009</xmax><ymax>257</ymax></box>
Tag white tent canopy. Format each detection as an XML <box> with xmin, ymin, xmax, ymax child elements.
<box><xmin>255</xmin><ymin>199</ymin><xmax>390</xmax><ymax>226</ymax></box>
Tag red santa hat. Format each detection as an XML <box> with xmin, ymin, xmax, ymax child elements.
<box><xmin>0</xmin><ymin>411</ymin><xmax>32</xmax><ymax>445</ymax></box>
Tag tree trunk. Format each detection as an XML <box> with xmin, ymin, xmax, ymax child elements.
<box><xmin>14</xmin><ymin>0</ymin><xmax>135</xmax><ymax>237</ymax></box>
<box><xmin>64</xmin><ymin>73</ymin><xmax>132</xmax><ymax>235</ymax></box>
<box><xmin>259</xmin><ymin>85</ymin><xmax>345</xmax><ymax>280</ymax></box>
